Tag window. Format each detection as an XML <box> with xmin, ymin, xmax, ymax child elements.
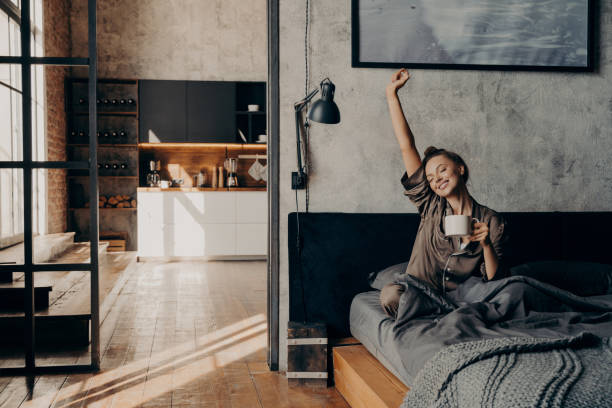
<box><xmin>0</xmin><ymin>0</ymin><xmax>45</xmax><ymax>247</ymax></box>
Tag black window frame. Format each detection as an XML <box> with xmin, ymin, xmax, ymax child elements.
<box><xmin>0</xmin><ymin>0</ymin><xmax>101</xmax><ymax>375</ymax></box>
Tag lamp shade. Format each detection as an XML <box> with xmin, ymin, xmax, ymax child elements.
<box><xmin>308</xmin><ymin>79</ymin><xmax>340</xmax><ymax>124</ymax></box>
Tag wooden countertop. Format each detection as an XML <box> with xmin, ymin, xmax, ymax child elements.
<box><xmin>137</xmin><ymin>187</ymin><xmax>267</xmax><ymax>192</ymax></box>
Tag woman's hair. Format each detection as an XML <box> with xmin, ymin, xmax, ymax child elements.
<box><xmin>422</xmin><ymin>146</ymin><xmax>469</xmax><ymax>183</ymax></box>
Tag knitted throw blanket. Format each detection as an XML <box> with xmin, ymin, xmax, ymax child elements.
<box><xmin>401</xmin><ymin>333</ymin><xmax>612</xmax><ymax>408</ymax></box>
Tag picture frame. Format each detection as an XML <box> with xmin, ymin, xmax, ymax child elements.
<box><xmin>351</xmin><ymin>0</ymin><xmax>595</xmax><ymax>72</ymax></box>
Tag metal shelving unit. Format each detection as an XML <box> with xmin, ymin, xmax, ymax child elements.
<box><xmin>0</xmin><ymin>0</ymin><xmax>100</xmax><ymax>375</ymax></box>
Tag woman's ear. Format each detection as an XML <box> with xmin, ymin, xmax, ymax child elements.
<box><xmin>459</xmin><ymin>165</ymin><xmax>465</xmax><ymax>176</ymax></box>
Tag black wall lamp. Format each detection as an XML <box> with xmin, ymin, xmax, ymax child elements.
<box><xmin>292</xmin><ymin>78</ymin><xmax>340</xmax><ymax>190</ymax></box>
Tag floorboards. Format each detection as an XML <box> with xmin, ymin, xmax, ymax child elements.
<box><xmin>2</xmin><ymin>260</ymin><xmax>348</xmax><ymax>407</ymax></box>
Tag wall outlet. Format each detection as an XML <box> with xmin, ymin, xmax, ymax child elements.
<box><xmin>291</xmin><ymin>172</ymin><xmax>307</xmax><ymax>190</ymax></box>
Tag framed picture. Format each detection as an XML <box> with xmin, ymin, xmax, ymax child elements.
<box><xmin>351</xmin><ymin>0</ymin><xmax>594</xmax><ymax>71</ymax></box>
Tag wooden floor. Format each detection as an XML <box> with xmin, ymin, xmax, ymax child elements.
<box><xmin>0</xmin><ymin>260</ymin><xmax>350</xmax><ymax>408</ymax></box>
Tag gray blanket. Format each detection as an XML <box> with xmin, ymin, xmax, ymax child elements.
<box><xmin>391</xmin><ymin>275</ymin><xmax>612</xmax><ymax>407</ymax></box>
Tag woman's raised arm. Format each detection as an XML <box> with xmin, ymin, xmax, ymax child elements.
<box><xmin>386</xmin><ymin>69</ymin><xmax>422</xmax><ymax>177</ymax></box>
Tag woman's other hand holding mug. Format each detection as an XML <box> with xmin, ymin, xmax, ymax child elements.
<box><xmin>469</xmin><ymin>221</ymin><xmax>491</xmax><ymax>247</ymax></box>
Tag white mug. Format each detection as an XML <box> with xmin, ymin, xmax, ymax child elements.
<box><xmin>248</xmin><ymin>104</ymin><xmax>260</xmax><ymax>112</ymax></box>
<box><xmin>444</xmin><ymin>215</ymin><xmax>479</xmax><ymax>237</ymax></box>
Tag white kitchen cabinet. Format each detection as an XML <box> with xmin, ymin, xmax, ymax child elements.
<box><xmin>203</xmin><ymin>224</ymin><xmax>236</xmax><ymax>256</ymax></box>
<box><xmin>137</xmin><ymin>191</ymin><xmax>266</xmax><ymax>258</ymax></box>
<box><xmin>202</xmin><ymin>192</ymin><xmax>236</xmax><ymax>224</ymax></box>
<box><xmin>236</xmin><ymin>224</ymin><xmax>267</xmax><ymax>255</ymax></box>
<box><xmin>236</xmin><ymin>192</ymin><xmax>267</xmax><ymax>224</ymax></box>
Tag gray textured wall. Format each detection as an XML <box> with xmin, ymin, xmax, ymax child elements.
<box><xmin>278</xmin><ymin>1</ymin><xmax>612</xmax><ymax>370</ymax></box>
<box><xmin>70</xmin><ymin>0</ymin><xmax>266</xmax><ymax>81</ymax></box>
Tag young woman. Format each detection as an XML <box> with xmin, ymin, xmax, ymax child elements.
<box><xmin>380</xmin><ymin>68</ymin><xmax>508</xmax><ymax>317</ymax></box>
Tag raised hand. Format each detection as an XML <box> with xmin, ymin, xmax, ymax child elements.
<box><xmin>386</xmin><ymin>68</ymin><xmax>411</xmax><ymax>95</ymax></box>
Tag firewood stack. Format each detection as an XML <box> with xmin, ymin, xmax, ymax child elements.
<box><xmin>84</xmin><ymin>195</ymin><xmax>137</xmax><ymax>208</ymax></box>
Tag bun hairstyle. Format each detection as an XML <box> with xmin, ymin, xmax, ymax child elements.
<box><xmin>422</xmin><ymin>146</ymin><xmax>470</xmax><ymax>183</ymax></box>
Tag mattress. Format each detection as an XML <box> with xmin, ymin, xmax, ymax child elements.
<box><xmin>349</xmin><ymin>290</ymin><xmax>413</xmax><ymax>386</ymax></box>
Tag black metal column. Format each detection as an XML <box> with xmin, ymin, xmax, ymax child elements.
<box><xmin>267</xmin><ymin>0</ymin><xmax>280</xmax><ymax>371</ymax></box>
<box><xmin>20</xmin><ymin>0</ymin><xmax>35</xmax><ymax>371</ymax></box>
<box><xmin>88</xmin><ymin>0</ymin><xmax>100</xmax><ymax>370</ymax></box>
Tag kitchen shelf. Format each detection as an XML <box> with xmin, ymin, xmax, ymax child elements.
<box><xmin>68</xmin><ymin>175</ymin><xmax>139</xmax><ymax>179</ymax></box>
<box><xmin>138</xmin><ymin>142</ymin><xmax>267</xmax><ymax>150</ymax></box>
<box><xmin>236</xmin><ymin>111</ymin><xmax>266</xmax><ymax>115</ymax></box>
<box><xmin>66</xmin><ymin>77</ymin><xmax>140</xmax><ymax>251</ymax></box>
<box><xmin>138</xmin><ymin>187</ymin><xmax>267</xmax><ymax>192</ymax></box>
<box><xmin>69</xmin><ymin>207</ymin><xmax>137</xmax><ymax>211</ymax></box>
<box><xmin>71</xmin><ymin>111</ymin><xmax>138</xmax><ymax>116</ymax></box>
<box><xmin>68</xmin><ymin>144</ymin><xmax>138</xmax><ymax>148</ymax></box>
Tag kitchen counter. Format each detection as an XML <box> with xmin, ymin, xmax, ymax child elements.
<box><xmin>137</xmin><ymin>189</ymin><xmax>267</xmax><ymax>259</ymax></box>
<box><xmin>137</xmin><ymin>187</ymin><xmax>266</xmax><ymax>192</ymax></box>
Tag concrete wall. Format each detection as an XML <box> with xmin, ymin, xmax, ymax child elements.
<box><xmin>70</xmin><ymin>0</ymin><xmax>266</xmax><ymax>81</ymax></box>
<box><xmin>45</xmin><ymin>0</ymin><xmax>71</xmax><ymax>234</ymax></box>
<box><xmin>277</xmin><ymin>1</ymin><xmax>612</xmax><ymax>370</ymax></box>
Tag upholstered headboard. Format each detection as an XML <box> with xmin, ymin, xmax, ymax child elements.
<box><xmin>288</xmin><ymin>212</ymin><xmax>612</xmax><ymax>338</ymax></box>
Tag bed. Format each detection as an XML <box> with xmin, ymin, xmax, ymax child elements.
<box><xmin>288</xmin><ymin>212</ymin><xmax>612</xmax><ymax>406</ymax></box>
<box><xmin>350</xmin><ymin>271</ymin><xmax>612</xmax><ymax>406</ymax></box>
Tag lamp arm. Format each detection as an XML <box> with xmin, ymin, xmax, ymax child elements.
<box><xmin>295</xmin><ymin>107</ymin><xmax>305</xmax><ymax>175</ymax></box>
<box><xmin>294</xmin><ymin>89</ymin><xmax>318</xmax><ymax>176</ymax></box>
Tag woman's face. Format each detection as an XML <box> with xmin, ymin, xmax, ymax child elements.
<box><xmin>425</xmin><ymin>154</ymin><xmax>465</xmax><ymax>198</ymax></box>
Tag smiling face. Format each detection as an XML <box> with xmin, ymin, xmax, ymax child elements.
<box><xmin>424</xmin><ymin>154</ymin><xmax>465</xmax><ymax>198</ymax></box>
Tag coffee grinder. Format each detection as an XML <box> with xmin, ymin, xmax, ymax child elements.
<box><xmin>224</xmin><ymin>158</ymin><xmax>239</xmax><ymax>187</ymax></box>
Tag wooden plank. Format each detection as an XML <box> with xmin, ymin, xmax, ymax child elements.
<box><xmin>333</xmin><ymin>345</ymin><xmax>408</xmax><ymax>408</ymax></box>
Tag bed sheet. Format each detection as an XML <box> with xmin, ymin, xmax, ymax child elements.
<box><xmin>349</xmin><ymin>290</ymin><xmax>414</xmax><ymax>386</ymax></box>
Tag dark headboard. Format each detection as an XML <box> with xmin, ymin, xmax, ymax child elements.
<box><xmin>288</xmin><ymin>212</ymin><xmax>612</xmax><ymax>338</ymax></box>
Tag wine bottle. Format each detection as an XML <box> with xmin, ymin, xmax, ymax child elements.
<box><xmin>120</xmin><ymin>99</ymin><xmax>126</xmax><ymax>104</ymax></box>
<box><xmin>78</xmin><ymin>130</ymin><xmax>85</xmax><ymax>138</ymax></box>
<box><xmin>119</xmin><ymin>130</ymin><xmax>126</xmax><ymax>138</ymax></box>
<box><xmin>70</xmin><ymin>130</ymin><xmax>77</xmax><ymax>137</ymax></box>
<box><xmin>103</xmin><ymin>131</ymin><xmax>110</xmax><ymax>138</ymax></box>
<box><xmin>111</xmin><ymin>131</ymin><xmax>118</xmax><ymax>138</ymax></box>
<box><xmin>104</xmin><ymin>163</ymin><xmax>111</xmax><ymax>170</ymax></box>
<box><xmin>97</xmin><ymin>163</ymin><xmax>102</xmax><ymax>169</ymax></box>
<box><xmin>96</xmin><ymin>98</ymin><xmax>101</xmax><ymax>104</ymax></box>
<box><xmin>96</xmin><ymin>131</ymin><xmax>101</xmax><ymax>138</ymax></box>
<box><xmin>111</xmin><ymin>99</ymin><xmax>118</xmax><ymax>105</ymax></box>
<box><xmin>78</xmin><ymin>97</ymin><xmax>86</xmax><ymax>104</ymax></box>
<box><xmin>127</xmin><ymin>98</ymin><xmax>135</xmax><ymax>105</ymax></box>
<box><xmin>112</xmin><ymin>163</ymin><xmax>119</xmax><ymax>170</ymax></box>
<box><xmin>120</xmin><ymin>163</ymin><xmax>128</xmax><ymax>169</ymax></box>
<box><xmin>103</xmin><ymin>98</ymin><xmax>110</xmax><ymax>104</ymax></box>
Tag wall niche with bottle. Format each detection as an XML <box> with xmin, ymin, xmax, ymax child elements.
<box><xmin>65</xmin><ymin>78</ymin><xmax>139</xmax><ymax>250</ymax></box>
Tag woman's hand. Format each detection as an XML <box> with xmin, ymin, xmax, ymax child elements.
<box><xmin>386</xmin><ymin>68</ymin><xmax>411</xmax><ymax>96</ymax></box>
<box><xmin>469</xmin><ymin>221</ymin><xmax>492</xmax><ymax>247</ymax></box>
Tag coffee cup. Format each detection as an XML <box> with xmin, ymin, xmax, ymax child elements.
<box><xmin>257</xmin><ymin>134</ymin><xmax>267</xmax><ymax>143</ymax></box>
<box><xmin>444</xmin><ymin>215</ymin><xmax>479</xmax><ymax>237</ymax></box>
<box><xmin>248</xmin><ymin>104</ymin><xmax>260</xmax><ymax>112</ymax></box>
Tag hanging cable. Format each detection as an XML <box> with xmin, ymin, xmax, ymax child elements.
<box><xmin>304</xmin><ymin>0</ymin><xmax>311</xmax><ymax>212</ymax></box>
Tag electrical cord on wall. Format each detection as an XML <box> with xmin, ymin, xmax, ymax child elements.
<box><xmin>304</xmin><ymin>0</ymin><xmax>311</xmax><ymax>212</ymax></box>
<box><xmin>295</xmin><ymin>0</ymin><xmax>312</xmax><ymax>323</ymax></box>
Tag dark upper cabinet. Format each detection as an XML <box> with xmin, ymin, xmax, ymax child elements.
<box><xmin>139</xmin><ymin>80</ymin><xmax>265</xmax><ymax>144</ymax></box>
<box><xmin>139</xmin><ymin>80</ymin><xmax>186</xmax><ymax>143</ymax></box>
<box><xmin>186</xmin><ymin>82</ymin><xmax>236</xmax><ymax>143</ymax></box>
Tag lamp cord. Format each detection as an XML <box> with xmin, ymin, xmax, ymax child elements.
<box><xmin>304</xmin><ymin>0</ymin><xmax>311</xmax><ymax>212</ymax></box>
<box><xmin>296</xmin><ymin>0</ymin><xmax>311</xmax><ymax>325</ymax></box>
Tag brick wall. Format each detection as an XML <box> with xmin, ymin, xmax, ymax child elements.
<box><xmin>44</xmin><ymin>0</ymin><xmax>71</xmax><ymax>234</ymax></box>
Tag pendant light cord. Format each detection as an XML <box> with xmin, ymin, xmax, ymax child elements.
<box><xmin>304</xmin><ymin>0</ymin><xmax>311</xmax><ymax>212</ymax></box>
